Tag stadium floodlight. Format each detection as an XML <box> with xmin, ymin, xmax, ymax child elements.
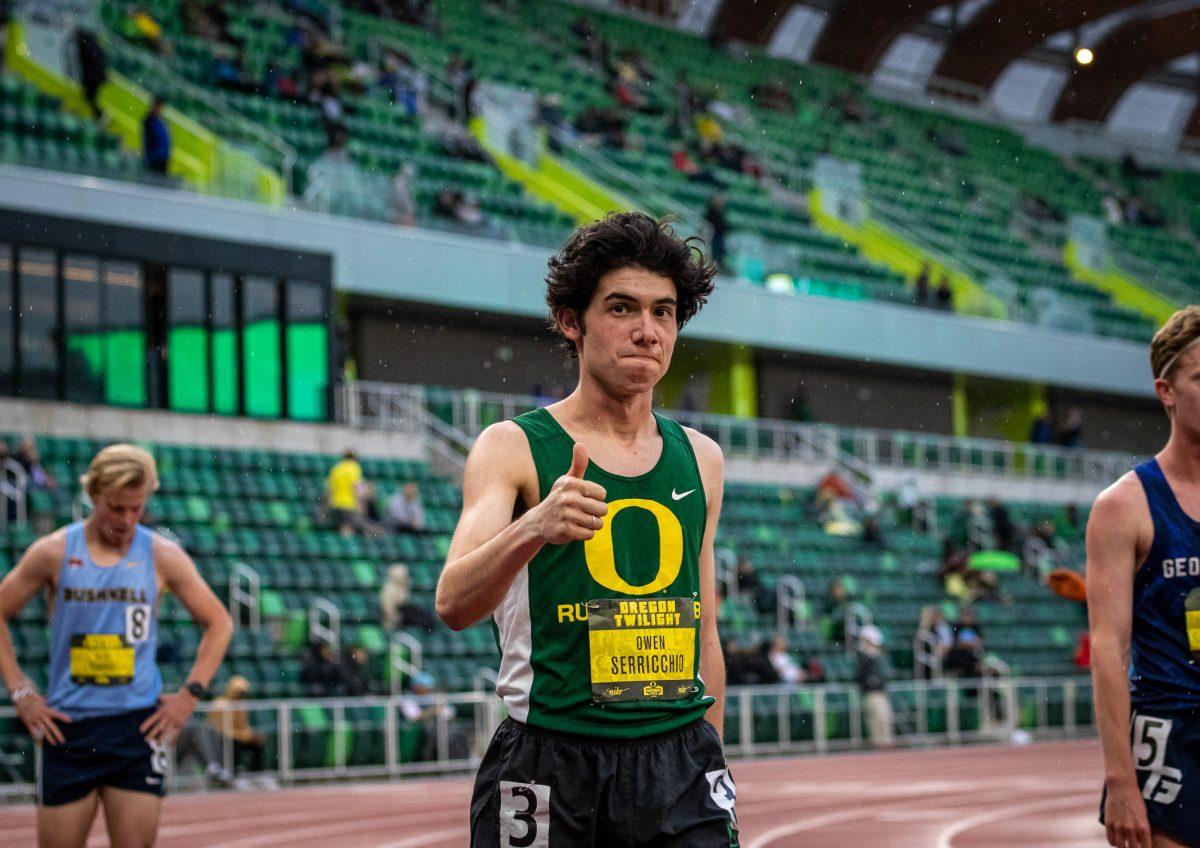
<box><xmin>1074</xmin><ymin>47</ymin><xmax>1095</xmax><ymax>66</ymax></box>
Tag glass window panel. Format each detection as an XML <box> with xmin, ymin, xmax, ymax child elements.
<box><xmin>210</xmin><ymin>273</ymin><xmax>238</xmax><ymax>415</ymax></box>
<box><xmin>63</xmin><ymin>255</ymin><xmax>104</xmax><ymax>403</ymax></box>
<box><xmin>102</xmin><ymin>260</ymin><xmax>145</xmax><ymax>407</ymax></box>
<box><xmin>242</xmin><ymin>276</ymin><xmax>281</xmax><ymax>418</ymax></box>
<box><xmin>17</xmin><ymin>248</ymin><xmax>59</xmax><ymax>399</ymax></box>
<box><xmin>0</xmin><ymin>245</ymin><xmax>12</xmax><ymax>396</ymax></box>
<box><xmin>285</xmin><ymin>280</ymin><xmax>328</xmax><ymax>421</ymax></box>
<box><xmin>167</xmin><ymin>268</ymin><xmax>209</xmax><ymax>413</ymax></box>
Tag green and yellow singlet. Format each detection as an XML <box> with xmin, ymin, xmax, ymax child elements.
<box><xmin>492</xmin><ymin>408</ymin><xmax>713</xmax><ymax>739</ymax></box>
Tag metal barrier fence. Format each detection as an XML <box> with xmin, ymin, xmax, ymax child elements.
<box><xmin>0</xmin><ymin>676</ymin><xmax>1092</xmax><ymax>800</ymax></box>
<box><xmin>345</xmin><ymin>381</ymin><xmax>1139</xmax><ymax>485</ymax></box>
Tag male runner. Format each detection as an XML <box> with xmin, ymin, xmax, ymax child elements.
<box><xmin>437</xmin><ymin>212</ymin><xmax>737</xmax><ymax>847</ymax></box>
<box><xmin>1089</xmin><ymin>306</ymin><xmax>1200</xmax><ymax>848</ymax></box>
<box><xmin>0</xmin><ymin>443</ymin><xmax>232</xmax><ymax>848</ymax></box>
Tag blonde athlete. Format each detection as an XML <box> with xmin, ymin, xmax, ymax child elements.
<box><xmin>438</xmin><ymin>212</ymin><xmax>738</xmax><ymax>847</ymax></box>
<box><xmin>1090</xmin><ymin>307</ymin><xmax>1200</xmax><ymax>848</ymax></box>
<box><xmin>0</xmin><ymin>445</ymin><xmax>232</xmax><ymax>848</ymax></box>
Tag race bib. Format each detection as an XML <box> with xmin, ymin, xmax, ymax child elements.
<box><xmin>1185</xmin><ymin>588</ymin><xmax>1200</xmax><ymax>655</ymax></box>
<box><xmin>588</xmin><ymin>597</ymin><xmax>697</xmax><ymax>703</ymax></box>
<box><xmin>70</xmin><ymin>633</ymin><xmax>135</xmax><ymax>686</ymax></box>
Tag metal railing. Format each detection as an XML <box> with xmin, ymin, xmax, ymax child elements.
<box><xmin>0</xmin><ymin>460</ymin><xmax>26</xmax><ymax>530</ymax></box>
<box><xmin>1110</xmin><ymin>243</ymin><xmax>1196</xmax><ymax>305</ymax></box>
<box><xmin>309</xmin><ymin>598</ymin><xmax>341</xmax><ymax>650</ymax></box>
<box><xmin>343</xmin><ymin>382</ymin><xmax>1140</xmax><ymax>486</ymax></box>
<box><xmin>0</xmin><ymin>675</ymin><xmax>1095</xmax><ymax>798</ymax></box>
<box><xmin>228</xmin><ymin>562</ymin><xmax>261</xmax><ymax>631</ymax></box>
<box><xmin>100</xmin><ymin>27</ymin><xmax>298</xmax><ymax>196</ymax></box>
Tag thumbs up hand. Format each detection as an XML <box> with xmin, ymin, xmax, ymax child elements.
<box><xmin>530</xmin><ymin>443</ymin><xmax>609</xmax><ymax>544</ymax></box>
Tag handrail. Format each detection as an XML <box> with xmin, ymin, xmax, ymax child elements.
<box><xmin>99</xmin><ymin>26</ymin><xmax>298</xmax><ymax>194</ymax></box>
<box><xmin>390</xmin><ymin>631</ymin><xmax>424</xmax><ymax>694</ymax></box>
<box><xmin>228</xmin><ymin>561</ymin><xmax>262</xmax><ymax>631</ymax></box>
<box><xmin>547</xmin><ymin>126</ymin><xmax>710</xmax><ymax>240</ymax></box>
<box><xmin>0</xmin><ymin>459</ymin><xmax>27</xmax><ymax>530</ymax></box>
<box><xmin>843</xmin><ymin>601</ymin><xmax>872</xmax><ymax>654</ymax></box>
<box><xmin>913</xmin><ymin>630</ymin><xmax>942</xmax><ymax>680</ymax></box>
<box><xmin>346</xmin><ymin>381</ymin><xmax>1138</xmax><ymax>485</ymax></box>
<box><xmin>1109</xmin><ymin>242</ymin><xmax>1195</xmax><ymax>304</ymax></box>
<box><xmin>309</xmin><ymin>597</ymin><xmax>341</xmax><ymax>650</ymax></box>
<box><xmin>776</xmin><ymin>575</ymin><xmax>806</xmax><ymax>633</ymax></box>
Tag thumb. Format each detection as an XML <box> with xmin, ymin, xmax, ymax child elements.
<box><xmin>568</xmin><ymin>443</ymin><xmax>588</xmax><ymax>479</ymax></box>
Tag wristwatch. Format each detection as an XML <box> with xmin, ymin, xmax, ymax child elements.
<box><xmin>183</xmin><ymin>680</ymin><xmax>206</xmax><ymax>699</ymax></box>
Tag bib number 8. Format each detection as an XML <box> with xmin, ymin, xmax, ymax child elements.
<box><xmin>125</xmin><ymin>604</ymin><xmax>151</xmax><ymax>645</ymax></box>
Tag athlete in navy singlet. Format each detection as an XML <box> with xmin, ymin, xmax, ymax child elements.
<box><xmin>0</xmin><ymin>445</ymin><xmax>232</xmax><ymax>848</ymax></box>
<box><xmin>1089</xmin><ymin>307</ymin><xmax>1200</xmax><ymax>848</ymax></box>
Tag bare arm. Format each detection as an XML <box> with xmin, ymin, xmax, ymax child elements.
<box><xmin>688</xmin><ymin>428</ymin><xmax>727</xmax><ymax>740</ymax></box>
<box><xmin>435</xmin><ymin>423</ymin><xmax>608</xmax><ymax>631</ymax></box>
<box><xmin>1086</xmin><ymin>475</ymin><xmax>1152</xmax><ymax>848</ymax></box>
<box><xmin>0</xmin><ymin>533</ymin><xmax>72</xmax><ymax>742</ymax></box>
<box><xmin>141</xmin><ymin>537</ymin><xmax>233</xmax><ymax>742</ymax></box>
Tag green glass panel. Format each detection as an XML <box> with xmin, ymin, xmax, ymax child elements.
<box><xmin>105</xmin><ymin>330</ymin><xmax>145</xmax><ymax>407</ymax></box>
<box><xmin>244</xmin><ymin>319</ymin><xmax>282</xmax><ymax>418</ymax></box>
<box><xmin>212</xmin><ymin>330</ymin><xmax>237</xmax><ymax>414</ymax></box>
<box><xmin>168</xmin><ymin>327</ymin><xmax>209</xmax><ymax>412</ymax></box>
<box><xmin>286</xmin><ymin>323</ymin><xmax>327</xmax><ymax>421</ymax></box>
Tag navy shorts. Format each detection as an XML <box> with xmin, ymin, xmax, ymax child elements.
<box><xmin>38</xmin><ymin>707</ymin><xmax>167</xmax><ymax>807</ymax></box>
<box><xmin>471</xmin><ymin>717</ymin><xmax>739</xmax><ymax>848</ymax></box>
<box><xmin>1100</xmin><ymin>707</ymin><xmax>1200</xmax><ymax>847</ymax></box>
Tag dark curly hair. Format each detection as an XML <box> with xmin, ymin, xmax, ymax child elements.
<box><xmin>545</xmin><ymin>212</ymin><xmax>716</xmax><ymax>356</ymax></box>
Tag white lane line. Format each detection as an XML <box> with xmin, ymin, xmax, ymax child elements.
<box><xmin>934</xmin><ymin>793</ymin><xmax>1101</xmax><ymax>848</ymax></box>
<box><xmin>746</xmin><ymin>787</ymin><xmax>1096</xmax><ymax>848</ymax></box>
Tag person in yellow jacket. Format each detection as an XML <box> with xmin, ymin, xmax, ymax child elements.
<box><xmin>326</xmin><ymin>450</ymin><xmax>364</xmax><ymax>536</ymax></box>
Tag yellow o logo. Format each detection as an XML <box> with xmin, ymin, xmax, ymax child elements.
<box><xmin>584</xmin><ymin>499</ymin><xmax>683</xmax><ymax>595</ymax></box>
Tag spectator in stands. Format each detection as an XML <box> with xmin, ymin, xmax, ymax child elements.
<box><xmin>954</xmin><ymin>606</ymin><xmax>983</xmax><ymax>640</ymax></box>
<box><xmin>326</xmin><ymin>449</ymin><xmax>365</xmax><ymax>536</ymax></box>
<box><xmin>987</xmin><ymin>498</ymin><xmax>1016</xmax><ymax>552</ymax></box>
<box><xmin>211</xmin><ymin>46</ymin><xmax>257</xmax><ymax>94</ymax></box>
<box><xmin>400</xmin><ymin>672</ymin><xmax>463</xmax><ymax>761</ymax></box>
<box><xmin>316</xmin><ymin>81</ymin><xmax>347</xmax><ymax>148</ymax></box>
<box><xmin>856</xmin><ymin>625</ymin><xmax>893</xmax><ymax>749</ymax></box>
<box><xmin>380</xmin><ymin>562</ymin><xmax>437</xmax><ymax>632</ymax></box>
<box><xmin>208</xmin><ymin>675</ymin><xmax>267</xmax><ymax>774</ymax></box>
<box><xmin>912</xmin><ymin>262</ymin><xmax>931</xmax><ymax>307</ymax></box>
<box><xmin>861</xmin><ymin>515</ymin><xmax>886</xmax><ymax>548</ymax></box>
<box><xmin>360</xmin><ymin>481</ymin><xmax>387</xmax><ymax>534</ymax></box>
<box><xmin>1057</xmin><ymin>407</ymin><xmax>1084</xmax><ymax>448</ymax></box>
<box><xmin>835</xmin><ymin>90</ymin><xmax>866</xmax><ymax>124</ymax></box>
<box><xmin>767</xmin><ymin>634</ymin><xmax>804</xmax><ymax>685</ymax></box>
<box><xmin>387</xmin><ymin>482</ymin><xmax>426</xmax><ymax>533</ymax></box>
<box><xmin>735</xmin><ymin>555</ymin><xmax>772</xmax><ymax>616</ymax></box>
<box><xmin>122</xmin><ymin>4</ymin><xmax>170</xmax><ymax>56</ymax></box>
<box><xmin>704</xmin><ymin>193</ymin><xmax>728</xmax><ymax>270</ymax></box>
<box><xmin>142</xmin><ymin>97</ymin><xmax>171</xmax><ymax>176</ymax></box>
<box><xmin>388</xmin><ymin>162</ymin><xmax>418</xmax><ymax>227</ymax></box>
<box><xmin>934</xmin><ymin>273</ymin><xmax>953</xmax><ymax>311</ymax></box>
<box><xmin>74</xmin><ymin>29</ymin><xmax>108</xmax><ymax>121</ymax></box>
<box><xmin>264</xmin><ymin>62</ymin><xmax>300</xmax><ymax>100</ymax></box>
<box><xmin>672</xmin><ymin>145</ymin><xmax>720</xmax><ymax>187</ymax></box>
<box><xmin>175</xmin><ymin>715</ymin><xmax>232</xmax><ymax>787</ymax></box>
<box><xmin>915</xmin><ymin>606</ymin><xmax>953</xmax><ymax>678</ymax></box>
<box><xmin>824</xmin><ymin>577</ymin><xmax>850</xmax><ymax>644</ymax></box>
<box><xmin>943</xmin><ymin>628</ymin><xmax>984</xmax><ymax>679</ymax></box>
<box><xmin>721</xmin><ymin>636</ymin><xmax>777</xmax><ymax>685</ymax></box>
<box><xmin>340</xmin><ymin>646</ymin><xmax>374</xmax><ymax>696</ymax></box>
<box><xmin>433</xmin><ymin>187</ymin><xmax>462</xmax><ymax>221</ymax></box>
<box><xmin>301</xmin><ymin>641</ymin><xmax>344</xmax><ymax>696</ymax></box>
<box><xmin>454</xmin><ymin>192</ymin><xmax>487</xmax><ymax>230</ymax></box>
<box><xmin>15</xmin><ymin>438</ymin><xmax>55</xmax><ymax>494</ymax></box>
<box><xmin>446</xmin><ymin>52</ymin><xmax>476</xmax><ymax>124</ymax></box>
<box><xmin>1029</xmin><ymin>410</ymin><xmax>1054</xmax><ymax>445</ymax></box>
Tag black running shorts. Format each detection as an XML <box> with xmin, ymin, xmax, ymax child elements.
<box><xmin>38</xmin><ymin>707</ymin><xmax>167</xmax><ymax>807</ymax></box>
<box><xmin>470</xmin><ymin>717</ymin><xmax>739</xmax><ymax>847</ymax></box>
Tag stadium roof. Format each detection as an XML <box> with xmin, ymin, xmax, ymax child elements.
<box><xmin>712</xmin><ymin>0</ymin><xmax>1200</xmax><ymax>133</ymax></box>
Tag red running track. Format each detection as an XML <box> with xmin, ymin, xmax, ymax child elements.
<box><xmin>0</xmin><ymin>739</ymin><xmax>1107</xmax><ymax>847</ymax></box>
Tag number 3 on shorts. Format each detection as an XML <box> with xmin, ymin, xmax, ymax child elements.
<box><xmin>499</xmin><ymin>781</ymin><xmax>550</xmax><ymax>848</ymax></box>
<box><xmin>125</xmin><ymin>604</ymin><xmax>151</xmax><ymax>644</ymax></box>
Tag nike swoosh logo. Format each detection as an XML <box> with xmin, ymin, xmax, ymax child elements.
<box><xmin>671</xmin><ymin>488</ymin><xmax>696</xmax><ymax>501</ymax></box>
